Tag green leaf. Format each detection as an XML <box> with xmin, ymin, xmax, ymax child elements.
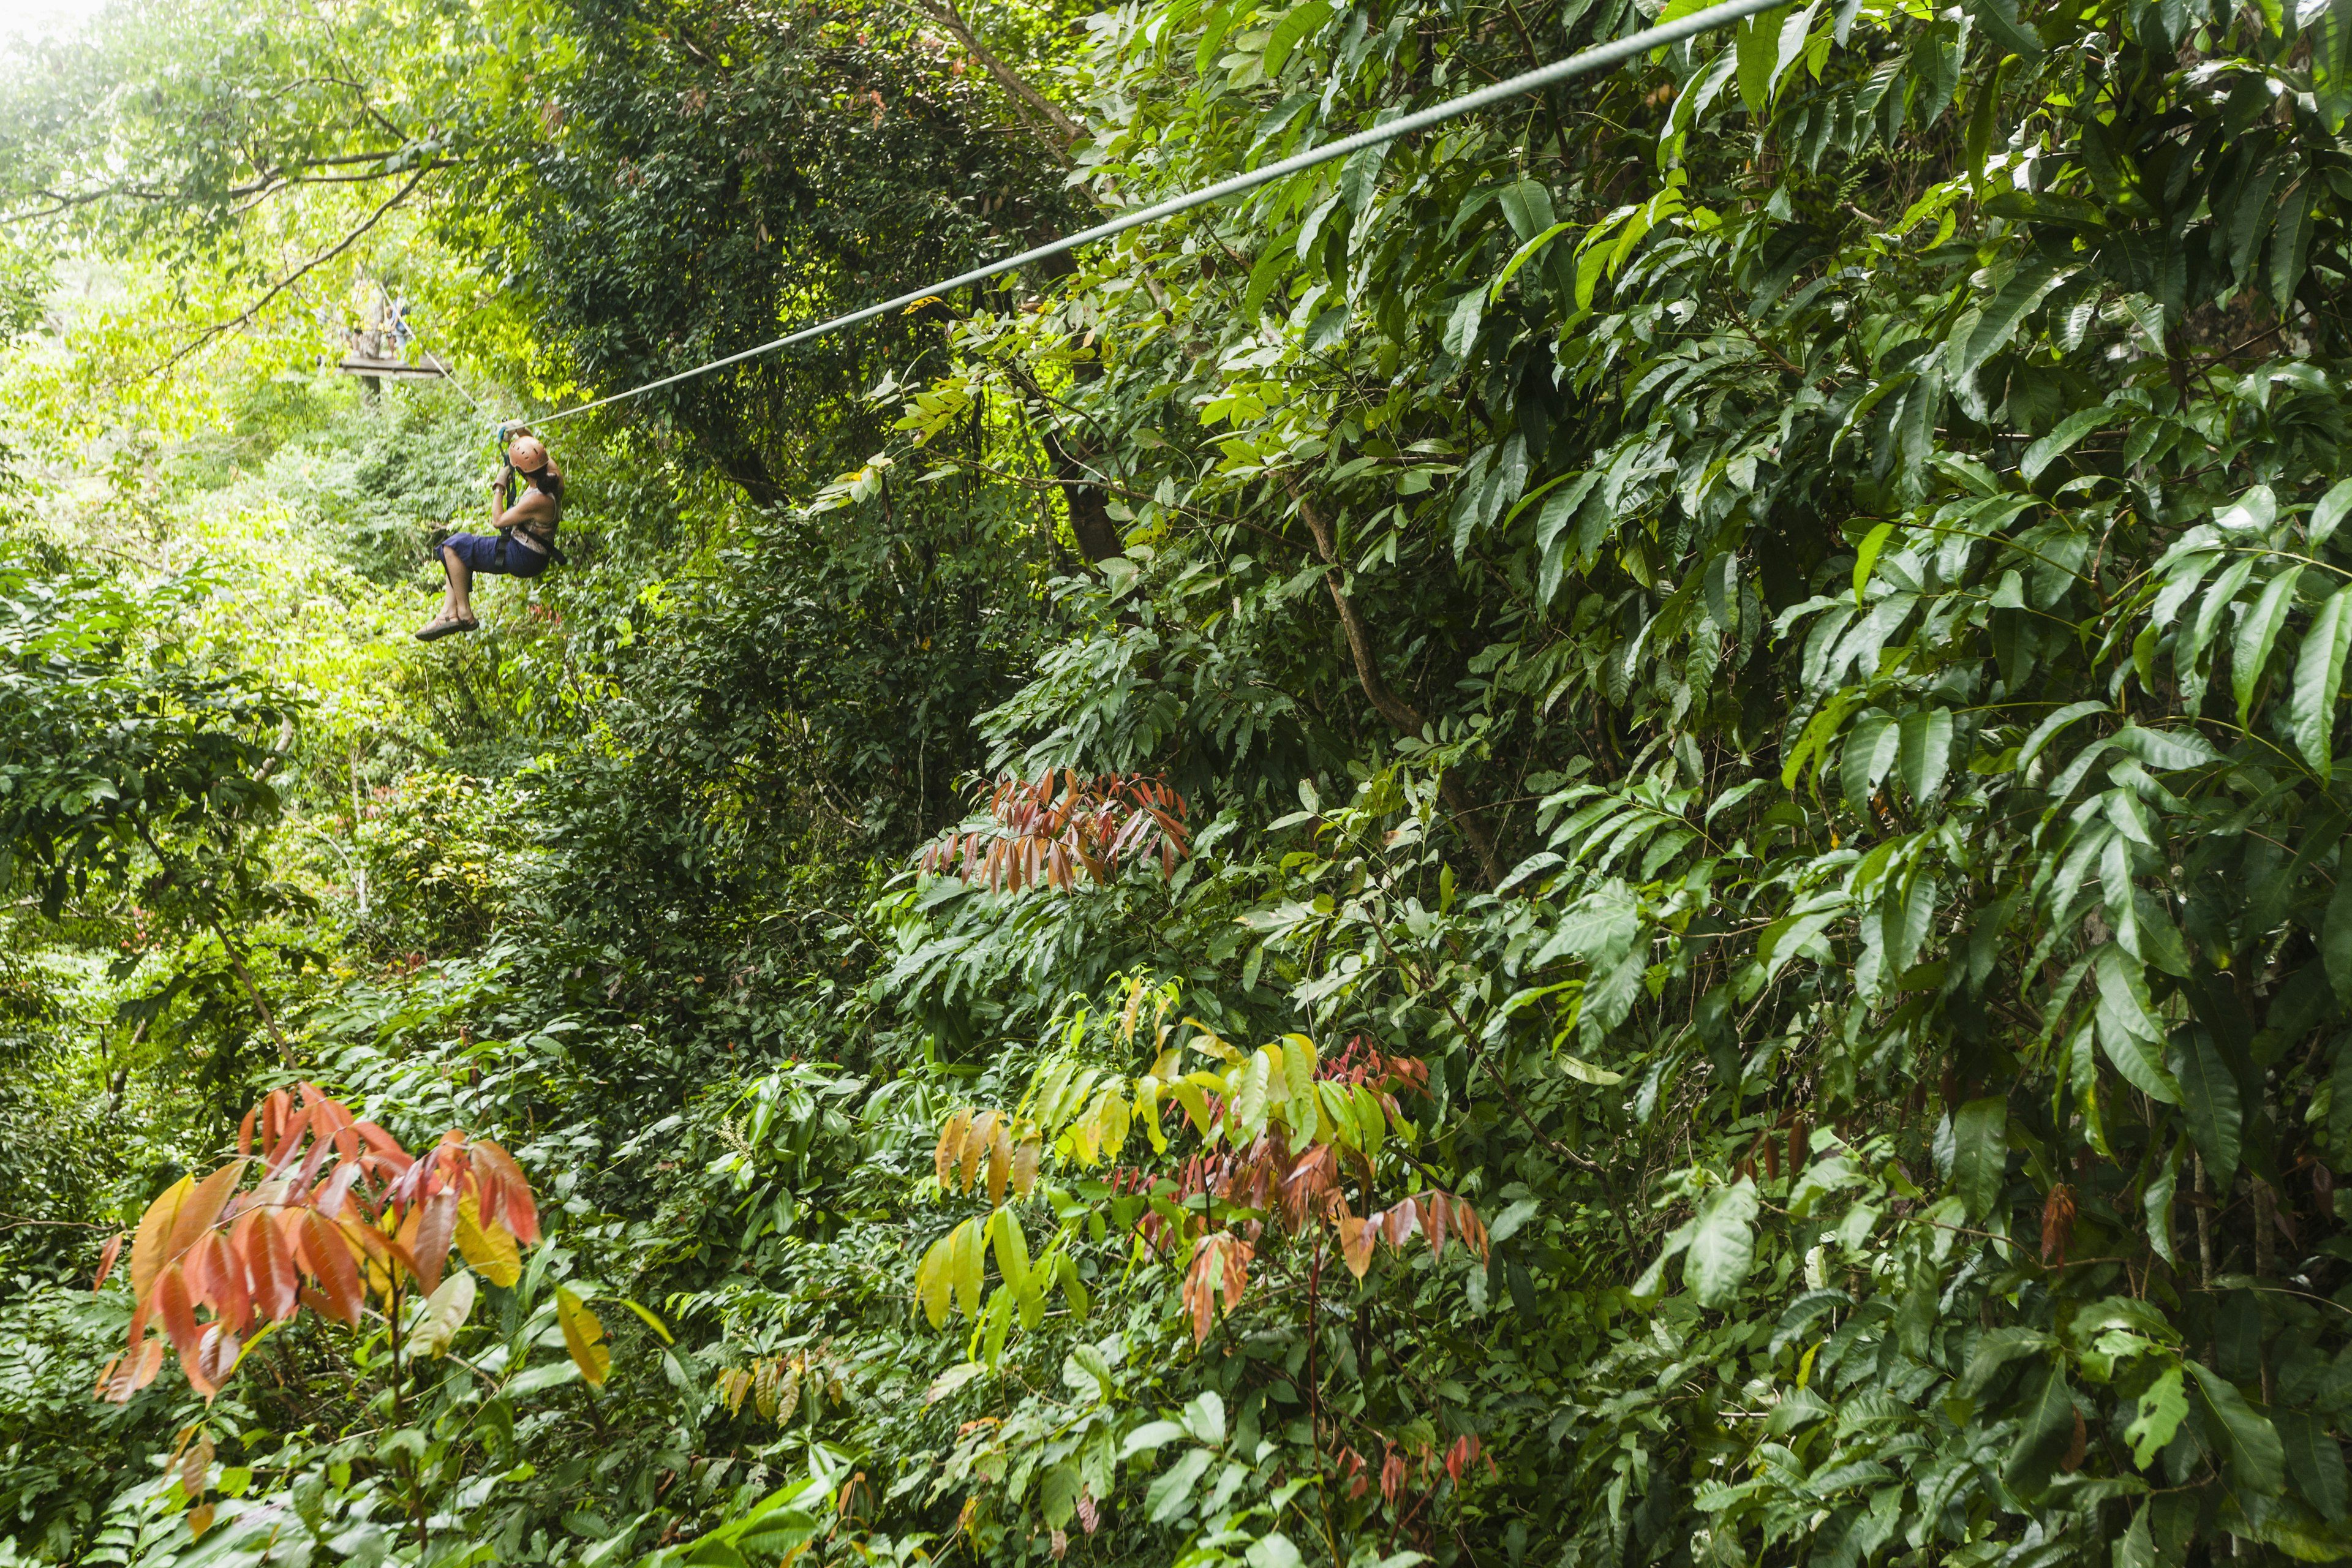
<box><xmin>1119</xmin><ymin>1420</ymin><xmax>1189</xmax><ymax>1459</ymax></box>
<box><xmin>1852</xmin><ymin>521</ymin><xmax>1895</xmax><ymax>605</ymax></box>
<box><xmin>1735</xmin><ymin>7</ymin><xmax>1791</xmax><ymax>116</ymax></box>
<box><xmin>2277</xmin><ymin>1408</ymin><xmax>2349</xmax><ymax>1521</ymax></box>
<box><xmin>2095</xmin><ymin>946</ymin><xmax>2182</xmax><ymax>1104</ymax></box>
<box><xmin>1490</xmin><ymin>220</ymin><xmax>1575</xmax><ymax>303</ymax></box>
<box><xmin>1145</xmin><ymin>1447</ymin><xmax>1213</xmax><ymax>1522</ymax></box>
<box><xmin>1246</xmin><ymin>1536</ymin><xmax>1305</xmax><ymax>1568</ymax></box>
<box><xmin>2326</xmin><ymin>873</ymin><xmax>2352</xmax><ymax>1006</ymax></box>
<box><xmin>2167</xmin><ymin>1029</ymin><xmax>2242</xmax><ymax>1185</ymax></box>
<box><xmin>1684</xmin><ymin>1178</ymin><xmax>1758</xmax><ymax>1307</ymax></box>
<box><xmin>2310</xmin><ymin>479</ymin><xmax>2352</xmax><ymax>554</ymax></box>
<box><xmin>1039</xmin><ymin>1463</ymin><xmax>1081</xmax><ymax>1529</ymax></box>
<box><xmin>1950</xmin><ymin>1096</ymin><xmax>2008</xmax><ymax>1221</ymax></box>
<box><xmin>2003</xmin><ymin>1361</ymin><xmax>2078</xmax><ymax>1498</ymax></box>
<box><xmin>2293</xmin><ymin>583</ymin><xmax>2352</xmax><ymax>775</ymax></box>
<box><xmin>1181</xmin><ymin>1389</ymin><xmax>1226</xmax><ymax>1445</ymax></box>
<box><xmin>1899</xmin><ymin>707</ymin><xmax>1953</xmax><ymax>803</ymax></box>
<box><xmin>1444</xmin><ymin>291</ymin><xmax>1484</xmax><ymax>362</ymax></box>
<box><xmin>1959</xmin><ymin>260</ymin><xmax>2073</xmax><ymax>379</ymax></box>
<box><xmin>2184</xmin><ymin>1361</ymin><xmax>2286</xmax><ymax>1494</ymax></box>
<box><xmin>1262</xmin><ymin>0</ymin><xmax>1332</xmax><ymax>74</ymax></box>
<box><xmin>2234</xmin><ymin>565</ymin><xmax>2305</xmax><ymax>727</ymax></box>
<box><xmin>2126</xmin><ymin>1366</ymin><xmax>2187</xmax><ymax>1467</ymax></box>
<box><xmin>2019</xmin><ymin>406</ymin><xmax>2114</xmax><ymax>483</ymax></box>
<box><xmin>1970</xmin><ymin>0</ymin><xmax>2043</xmax><ymax>61</ymax></box>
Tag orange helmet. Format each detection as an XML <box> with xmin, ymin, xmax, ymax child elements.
<box><xmin>506</xmin><ymin>434</ymin><xmax>550</xmax><ymax>474</ymax></box>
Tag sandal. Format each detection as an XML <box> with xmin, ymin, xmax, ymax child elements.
<box><xmin>414</xmin><ymin>616</ymin><xmax>477</xmax><ymax>642</ymax></box>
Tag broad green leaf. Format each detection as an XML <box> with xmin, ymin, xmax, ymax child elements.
<box><xmin>2002</xmin><ymin>1362</ymin><xmax>2078</xmax><ymax>1498</ymax></box>
<box><xmin>2020</xmin><ymin>406</ymin><xmax>2115</xmax><ymax>483</ymax></box>
<box><xmin>1735</xmin><ymin>7</ymin><xmax>1790</xmax><ymax>115</ymax></box>
<box><xmin>2233</xmin><ymin>565</ymin><xmax>2305</xmax><ymax>726</ymax></box>
<box><xmin>1490</xmin><ymin>220</ymin><xmax>1575</xmax><ymax>303</ymax></box>
<box><xmin>1119</xmin><ymin>1420</ymin><xmax>1189</xmax><ymax>1459</ymax></box>
<box><xmin>1039</xmin><ymin>1463</ymin><xmax>1081</xmax><ymax>1529</ymax></box>
<box><xmin>2166</xmin><ymin>1029</ymin><xmax>2242</xmax><ymax>1184</ymax></box>
<box><xmin>2127</xmin><ymin>1366</ymin><xmax>2187</xmax><ymax>1467</ymax></box>
<box><xmin>2293</xmin><ymin>582</ymin><xmax>2352</xmax><ymax>775</ymax></box>
<box><xmin>1950</xmin><ymin>1096</ymin><xmax>2008</xmax><ymax>1221</ymax></box>
<box><xmin>2095</xmin><ymin>946</ymin><xmax>2182</xmax><ymax>1104</ymax></box>
<box><xmin>1852</xmin><ymin>521</ymin><xmax>1896</xmax><ymax>605</ymax></box>
<box><xmin>2185</xmin><ymin>1361</ymin><xmax>2286</xmax><ymax>1494</ymax></box>
<box><xmin>952</xmin><ymin>1216</ymin><xmax>986</xmax><ymax>1317</ymax></box>
<box><xmin>1145</xmin><ymin>1447</ymin><xmax>1213</xmax><ymax>1521</ymax></box>
<box><xmin>1959</xmin><ymin>260</ymin><xmax>2074</xmax><ymax>380</ymax></box>
<box><xmin>2311</xmin><ymin>478</ymin><xmax>2352</xmax><ymax>554</ymax></box>
<box><xmin>1262</xmin><ymin>0</ymin><xmax>1331</xmax><ymax>74</ymax></box>
<box><xmin>2277</xmin><ymin>1409</ymin><xmax>2349</xmax><ymax>1521</ymax></box>
<box><xmin>1899</xmin><ymin>707</ymin><xmax>1953</xmax><ymax>803</ymax></box>
<box><xmin>1182</xmin><ymin>1389</ymin><xmax>1226</xmax><ymax>1445</ymax></box>
<box><xmin>1684</xmin><ymin>1178</ymin><xmax>1757</xmax><ymax>1307</ymax></box>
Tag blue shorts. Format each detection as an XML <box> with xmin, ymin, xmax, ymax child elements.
<box><xmin>442</xmin><ymin>531</ymin><xmax>548</xmax><ymax>579</ymax></box>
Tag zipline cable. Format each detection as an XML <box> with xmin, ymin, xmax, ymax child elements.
<box><xmin>523</xmin><ymin>0</ymin><xmax>1781</xmax><ymax>431</ymax></box>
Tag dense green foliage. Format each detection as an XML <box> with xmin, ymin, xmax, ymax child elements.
<box><xmin>11</xmin><ymin>0</ymin><xmax>2352</xmax><ymax>1562</ymax></box>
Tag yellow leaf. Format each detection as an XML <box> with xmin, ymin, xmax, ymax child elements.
<box><xmin>454</xmin><ymin>1196</ymin><xmax>521</xmax><ymax>1288</ymax></box>
<box><xmin>1135</xmin><ymin>1077</ymin><xmax>1168</xmax><ymax>1154</ymax></box>
<box><xmin>1171</xmin><ymin>1079</ymin><xmax>1215</xmax><ymax>1138</ymax></box>
<box><xmin>556</xmin><ymin>1286</ymin><xmax>609</xmax><ymax>1389</ymax></box>
<box><xmin>130</xmin><ymin>1176</ymin><xmax>194</xmax><ymax>1303</ymax></box>
<box><xmin>1011</xmin><ymin>1134</ymin><xmax>1041</xmax><ymax>1197</ymax></box>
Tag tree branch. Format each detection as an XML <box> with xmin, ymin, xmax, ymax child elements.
<box><xmin>156</xmin><ymin>164</ymin><xmax>433</xmax><ymax>372</ymax></box>
<box><xmin>908</xmin><ymin>0</ymin><xmax>1082</xmax><ymax>156</ymax></box>
<box><xmin>1287</xmin><ymin>487</ymin><xmax>1505</xmax><ymax>888</ymax></box>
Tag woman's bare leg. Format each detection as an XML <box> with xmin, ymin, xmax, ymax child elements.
<box><xmin>440</xmin><ymin>545</ymin><xmax>476</xmax><ymax>624</ymax></box>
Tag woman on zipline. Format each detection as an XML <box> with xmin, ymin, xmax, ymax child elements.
<box><xmin>417</xmin><ymin>432</ymin><xmax>563</xmax><ymax>641</ymax></box>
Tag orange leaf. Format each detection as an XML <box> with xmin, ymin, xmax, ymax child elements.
<box><xmin>188</xmin><ymin>1504</ymin><xmax>216</xmax><ymax>1539</ymax></box>
<box><xmin>164</xmin><ymin>1165</ymin><xmax>243</xmax><ymax>1266</ymax></box>
<box><xmin>197</xmin><ymin>1232</ymin><xmax>251</xmax><ymax>1335</ymax></box>
<box><xmin>92</xmin><ymin>1233</ymin><xmax>124</xmax><ymax>1294</ymax></box>
<box><xmin>960</xmin><ymin>1111</ymin><xmax>989</xmax><ymax>1192</ymax></box>
<box><xmin>181</xmin><ymin>1431</ymin><xmax>214</xmax><ymax>1498</ymax></box>
<box><xmin>471</xmin><ymin>1141</ymin><xmax>540</xmax><ymax>1245</ymax></box>
<box><xmin>296</xmin><ymin>1211</ymin><xmax>363</xmax><ymax>1324</ymax></box>
<box><xmin>239</xmin><ymin>1210</ymin><xmax>297</xmax><ymax>1322</ymax></box>
<box><xmin>154</xmin><ymin>1263</ymin><xmax>200</xmax><ymax>1357</ymax></box>
<box><xmin>1338</xmin><ymin>1216</ymin><xmax>1374</xmax><ymax>1280</ymax></box>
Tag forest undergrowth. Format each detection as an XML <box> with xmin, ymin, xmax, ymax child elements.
<box><xmin>4</xmin><ymin>0</ymin><xmax>2352</xmax><ymax>1562</ymax></box>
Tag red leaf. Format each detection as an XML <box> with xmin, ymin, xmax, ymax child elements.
<box><xmin>154</xmin><ymin>1263</ymin><xmax>200</xmax><ymax>1357</ymax></box>
<box><xmin>409</xmin><ymin>1189</ymin><xmax>459</xmax><ymax>1294</ymax></box>
<box><xmin>296</xmin><ymin>1212</ymin><xmax>363</xmax><ymax>1324</ymax></box>
<box><xmin>239</xmin><ymin>1211</ymin><xmax>297</xmax><ymax>1323</ymax></box>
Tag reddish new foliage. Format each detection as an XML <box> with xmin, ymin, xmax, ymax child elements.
<box><xmin>919</xmin><ymin>771</ymin><xmax>1189</xmax><ymax>892</ymax></box>
<box><xmin>91</xmin><ymin>1083</ymin><xmax>540</xmax><ymax>1403</ymax></box>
